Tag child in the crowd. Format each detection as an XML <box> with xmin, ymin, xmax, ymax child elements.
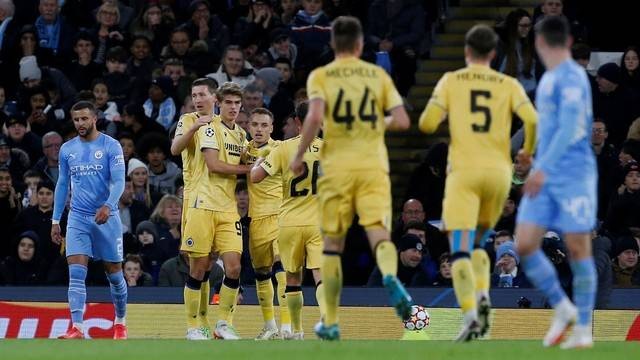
<box><xmin>21</xmin><ymin>170</ymin><xmax>42</xmax><ymax>208</ymax></box>
<box><xmin>123</xmin><ymin>254</ymin><xmax>153</xmax><ymax>287</ymax></box>
<box><xmin>92</xmin><ymin>79</ymin><xmax>121</xmax><ymax>122</ymax></box>
<box><xmin>138</xmin><ymin>133</ymin><xmax>181</xmax><ymax>195</ymax></box>
<box><xmin>143</xmin><ymin>76</ymin><xmax>176</xmax><ymax>130</ymax></box>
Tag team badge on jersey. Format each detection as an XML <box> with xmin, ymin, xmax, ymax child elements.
<box><xmin>94</xmin><ymin>150</ymin><xmax>103</xmax><ymax>159</ymax></box>
<box><xmin>185</xmin><ymin>238</ymin><xmax>194</xmax><ymax>247</ymax></box>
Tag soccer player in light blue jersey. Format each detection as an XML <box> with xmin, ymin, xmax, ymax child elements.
<box><xmin>51</xmin><ymin>101</ymin><xmax>128</xmax><ymax>340</ymax></box>
<box><xmin>515</xmin><ymin>16</ymin><xmax>597</xmax><ymax>349</ymax></box>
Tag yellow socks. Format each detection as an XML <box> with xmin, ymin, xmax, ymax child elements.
<box><xmin>198</xmin><ymin>279</ymin><xmax>211</xmax><ymax>329</ymax></box>
<box><xmin>184</xmin><ymin>277</ymin><xmax>201</xmax><ymax>329</ymax></box>
<box><xmin>322</xmin><ymin>252</ymin><xmax>342</xmax><ymax>325</ymax></box>
<box><xmin>375</xmin><ymin>241</ymin><xmax>398</xmax><ymax>277</ymax></box>
<box><xmin>256</xmin><ymin>276</ymin><xmax>275</xmax><ymax>325</ymax></box>
<box><xmin>451</xmin><ymin>257</ymin><xmax>477</xmax><ymax>313</ymax></box>
<box><xmin>286</xmin><ymin>287</ymin><xmax>303</xmax><ymax>333</ymax></box>
<box><xmin>315</xmin><ymin>281</ymin><xmax>326</xmax><ymax>319</ymax></box>
<box><xmin>274</xmin><ymin>270</ymin><xmax>290</xmax><ymax>327</ymax></box>
<box><xmin>471</xmin><ymin>249</ymin><xmax>490</xmax><ymax>299</ymax></box>
<box><xmin>219</xmin><ymin>278</ymin><xmax>240</xmax><ymax>323</ymax></box>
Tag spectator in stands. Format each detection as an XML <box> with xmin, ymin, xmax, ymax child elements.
<box><xmin>22</xmin><ymin>85</ymin><xmax>58</xmax><ymax>137</ymax></box>
<box><xmin>368</xmin><ymin>0</ymin><xmax>425</xmax><ymax>96</ymax></box>
<box><xmin>603</xmin><ymin>162</ymin><xmax>640</xmax><ymax>238</ymax></box>
<box><xmin>495</xmin><ymin>188</ymin><xmax>519</xmax><ymax>234</ymax></box>
<box><xmin>158</xmin><ymin>252</ymin><xmax>224</xmax><ymax>287</ymax></box>
<box><xmin>118</xmin><ymin>132</ymin><xmax>136</xmax><ymax>165</ymax></box>
<box><xmin>90</xmin><ymin>2</ymin><xmax>126</xmax><ymax>65</ymax></box>
<box><xmin>144</xmin><ymin>76</ymin><xmax>177</xmax><ymax>130</ymax></box>
<box><xmin>35</xmin><ymin>0</ymin><xmax>75</xmax><ymax>58</ymax></box>
<box><xmin>431</xmin><ymin>252</ymin><xmax>453</xmax><ymax>287</ymax></box>
<box><xmin>404</xmin><ymin>219</ymin><xmax>448</xmax><ymax>263</ymax></box>
<box><xmin>512</xmin><ymin>153</ymin><xmax>531</xmax><ymax>188</ymax></box>
<box><xmin>184</xmin><ymin>0</ymin><xmax>229</xmax><ymax>63</ymax></box>
<box><xmin>0</xmin><ymin>165</ymin><xmax>20</xmax><ymax>257</ymax></box>
<box><xmin>233</xmin><ymin>0</ymin><xmax>282</xmax><ymax>51</ymax></box>
<box><xmin>593</xmin><ymin>120</ymin><xmax>617</xmax><ymax>219</ymax></box>
<box><xmin>134</xmin><ymin>220</ymin><xmax>172</xmax><ymax>284</ymax></box>
<box><xmin>18</xmin><ymin>55</ymin><xmax>77</xmax><ymax>110</ymax></box>
<box><xmin>5</xmin><ymin>115</ymin><xmax>42</xmax><ymax>164</ymax></box>
<box><xmin>392</xmin><ymin>198</ymin><xmax>426</xmax><ymax>243</ymax></box>
<box><xmin>123</xmin><ymin>254</ymin><xmax>153</xmax><ymax>287</ymax></box>
<box><xmin>103</xmin><ymin>46</ymin><xmax>132</xmax><ymax>109</ymax></box>
<box><xmin>13</xmin><ymin>180</ymin><xmax>58</xmax><ymax>270</ymax></box>
<box><xmin>254</xmin><ymin>67</ymin><xmax>294</xmax><ymax>137</ymax></box>
<box><xmin>533</xmin><ymin>0</ymin><xmax>587</xmax><ymax>42</ymax></box>
<box><xmin>571</xmin><ymin>42</ymin><xmax>597</xmax><ymax>97</ymax></box>
<box><xmin>485</xmin><ymin>230</ymin><xmax>514</xmax><ymax>267</ymax></box>
<box><xmin>612</xmin><ymin>235</ymin><xmax>640</xmax><ymax>287</ymax></box>
<box><xmin>128</xmin><ymin>2</ymin><xmax>173</xmax><ymax>58</ymax></box>
<box><xmin>593</xmin><ymin>62</ymin><xmax>639</xmax><ymax>149</ymax></box>
<box><xmin>289</xmin><ymin>0</ymin><xmax>332</xmax><ymax>72</ymax></box>
<box><xmin>119</xmin><ymin>176</ymin><xmax>151</xmax><ymax>252</ymax></box>
<box><xmin>491</xmin><ymin>241</ymin><xmax>531</xmax><ymax>288</ymax></box>
<box><xmin>127</xmin><ymin>35</ymin><xmax>159</xmax><ymax>84</ymax></box>
<box><xmin>0</xmin><ymin>134</ymin><xmax>30</xmax><ymax>187</ymax></box>
<box><xmin>0</xmin><ymin>1</ymin><xmax>18</xmax><ymax>60</ymax></box>
<box><xmin>20</xmin><ymin>170</ymin><xmax>40</xmax><ymax>208</ymax></box>
<box><xmin>120</xmin><ymin>103</ymin><xmax>165</xmax><ymax>143</ymax></box>
<box><xmin>235</xmin><ymin>109</ymin><xmax>250</xmax><ymax>134</ymax></box>
<box><xmin>620</xmin><ymin>46</ymin><xmax>640</xmax><ymax>92</ymax></box>
<box><xmin>242</xmin><ymin>82</ymin><xmax>264</xmax><ymax>114</ymax></box>
<box><xmin>163</xmin><ymin>58</ymin><xmax>196</xmax><ymax>108</ymax></box>
<box><xmin>10</xmin><ymin>24</ymin><xmax>57</xmax><ymax>72</ymax></box>
<box><xmin>160</xmin><ymin>28</ymin><xmax>216</xmax><ymax>77</ymax></box>
<box><xmin>0</xmin><ymin>231</ymin><xmax>46</xmax><ymax>285</ymax></box>
<box><xmin>367</xmin><ymin>233</ymin><xmax>425</xmax><ymax>287</ymax></box>
<box><xmin>207</xmin><ymin>45</ymin><xmax>256</xmax><ymax>89</ymax></box>
<box><xmin>494</xmin><ymin>8</ymin><xmax>538</xmax><ymax>95</ymax></box>
<box><xmin>65</xmin><ymin>32</ymin><xmax>102</xmax><ymax>92</ymax></box>
<box><xmin>128</xmin><ymin>157</ymin><xmax>161</xmax><ymax>210</ymax></box>
<box><xmin>274</xmin><ymin>57</ymin><xmax>298</xmax><ymax>96</ymax></box>
<box><xmin>92</xmin><ymin>79</ymin><xmax>120</xmax><ymax>125</ymax></box>
<box><xmin>138</xmin><ymin>133</ymin><xmax>181</xmax><ymax>195</ymax></box>
<box><xmin>267</xmin><ymin>29</ymin><xmax>297</xmax><ymax>66</ymax></box>
<box><xmin>405</xmin><ymin>142</ymin><xmax>448</xmax><ymax>220</ymax></box>
<box><xmin>150</xmin><ymin>194</ymin><xmax>182</xmax><ymax>259</ymax></box>
<box><xmin>592</xmin><ymin>232</ymin><xmax>613</xmax><ymax>308</ymax></box>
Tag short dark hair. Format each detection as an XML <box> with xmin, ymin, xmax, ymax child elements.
<box><xmin>331</xmin><ymin>16</ymin><xmax>363</xmax><ymax>53</ymax></box>
<box><xmin>0</xmin><ymin>165</ymin><xmax>10</xmax><ymax>174</ymax></box>
<box><xmin>250</xmin><ymin>108</ymin><xmax>275</xmax><ymax>122</ymax></box>
<box><xmin>465</xmin><ymin>24</ymin><xmax>498</xmax><ymax>58</ymax></box>
<box><xmin>70</xmin><ymin>101</ymin><xmax>96</xmax><ymax>115</ymax></box>
<box><xmin>235</xmin><ymin>179</ymin><xmax>248</xmax><ymax>194</ymax></box>
<box><xmin>191</xmin><ymin>77</ymin><xmax>218</xmax><ymax>94</ymax></box>
<box><xmin>494</xmin><ymin>230</ymin><xmax>513</xmax><ymax>239</ymax></box>
<box><xmin>37</xmin><ymin>180</ymin><xmax>55</xmax><ymax>192</ymax></box>
<box><xmin>274</xmin><ymin>57</ymin><xmax>292</xmax><ymax>68</ymax></box>
<box><xmin>124</xmin><ymin>253</ymin><xmax>144</xmax><ymax>266</ymax></box>
<box><xmin>137</xmin><ymin>133</ymin><xmax>171</xmax><ymax>159</ymax></box>
<box><xmin>535</xmin><ymin>15</ymin><xmax>570</xmax><ymax>48</ymax></box>
<box><xmin>23</xmin><ymin>169</ymin><xmax>42</xmax><ymax>179</ymax></box>
<box><xmin>404</xmin><ymin>220</ymin><xmax>427</xmax><ymax>234</ymax></box>
<box><xmin>572</xmin><ymin>42</ymin><xmax>591</xmax><ymax>61</ymax></box>
<box><xmin>295</xmin><ymin>101</ymin><xmax>308</xmax><ymax>122</ymax></box>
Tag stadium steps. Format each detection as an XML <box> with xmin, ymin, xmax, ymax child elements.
<box><xmin>387</xmin><ymin>0</ymin><xmax>533</xmax><ymax>215</ymax></box>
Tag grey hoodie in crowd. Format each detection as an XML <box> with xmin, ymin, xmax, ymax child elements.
<box><xmin>148</xmin><ymin>160</ymin><xmax>181</xmax><ymax>195</ymax></box>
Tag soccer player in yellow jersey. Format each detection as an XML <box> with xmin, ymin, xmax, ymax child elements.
<box><xmin>170</xmin><ymin>77</ymin><xmax>219</xmax><ymax>340</ymax></box>
<box><xmin>251</xmin><ymin>102</ymin><xmax>324</xmax><ymax>340</ymax></box>
<box><xmin>243</xmin><ymin>108</ymin><xmax>291</xmax><ymax>340</ymax></box>
<box><xmin>290</xmin><ymin>16</ymin><xmax>413</xmax><ymax>340</ymax></box>
<box><xmin>419</xmin><ymin>25</ymin><xmax>538</xmax><ymax>341</ymax></box>
<box><xmin>180</xmin><ymin>81</ymin><xmax>251</xmax><ymax>340</ymax></box>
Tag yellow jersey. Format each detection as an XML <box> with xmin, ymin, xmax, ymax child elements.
<box><xmin>244</xmin><ymin>138</ymin><xmax>282</xmax><ymax>219</ymax></box>
<box><xmin>307</xmin><ymin>56</ymin><xmax>403</xmax><ymax>173</ymax></box>
<box><xmin>174</xmin><ymin>112</ymin><xmax>206</xmax><ymax>206</ymax></box>
<box><xmin>261</xmin><ymin>136</ymin><xmax>323</xmax><ymax>227</ymax></box>
<box><xmin>193</xmin><ymin>119</ymin><xmax>248</xmax><ymax>212</ymax></box>
<box><xmin>419</xmin><ymin>64</ymin><xmax>537</xmax><ymax>172</ymax></box>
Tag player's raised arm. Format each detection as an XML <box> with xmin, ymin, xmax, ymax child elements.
<box><xmin>170</xmin><ymin>115</ymin><xmax>210</xmax><ymax>155</ymax></box>
<box><xmin>291</xmin><ymin>98</ymin><xmax>323</xmax><ymax>175</ymax></box>
<box><xmin>419</xmin><ymin>74</ymin><xmax>449</xmax><ymax>134</ymax></box>
<box><xmin>51</xmin><ymin>144</ymin><xmax>70</xmax><ymax>244</ymax></box>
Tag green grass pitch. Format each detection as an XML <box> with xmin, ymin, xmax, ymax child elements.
<box><xmin>2</xmin><ymin>340</ymin><xmax>639</xmax><ymax>360</ymax></box>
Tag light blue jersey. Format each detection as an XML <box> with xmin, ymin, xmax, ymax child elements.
<box><xmin>517</xmin><ymin>59</ymin><xmax>597</xmax><ymax>233</ymax></box>
<box><xmin>53</xmin><ymin>133</ymin><xmax>126</xmax><ymax>261</ymax></box>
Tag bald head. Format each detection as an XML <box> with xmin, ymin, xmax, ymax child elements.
<box><xmin>402</xmin><ymin>199</ymin><xmax>425</xmax><ymax>223</ymax></box>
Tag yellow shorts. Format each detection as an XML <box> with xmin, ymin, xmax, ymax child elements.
<box><xmin>181</xmin><ymin>208</ymin><xmax>243</xmax><ymax>256</ymax></box>
<box><xmin>249</xmin><ymin>215</ymin><xmax>280</xmax><ymax>269</ymax></box>
<box><xmin>318</xmin><ymin>170</ymin><xmax>392</xmax><ymax>238</ymax></box>
<box><xmin>442</xmin><ymin>169</ymin><xmax>511</xmax><ymax>230</ymax></box>
<box><xmin>278</xmin><ymin>225</ymin><xmax>322</xmax><ymax>273</ymax></box>
<box><xmin>181</xmin><ymin>195</ymin><xmax>191</xmax><ymax>236</ymax></box>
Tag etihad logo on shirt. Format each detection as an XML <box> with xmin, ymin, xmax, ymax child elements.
<box><xmin>70</xmin><ymin>164</ymin><xmax>104</xmax><ymax>176</ymax></box>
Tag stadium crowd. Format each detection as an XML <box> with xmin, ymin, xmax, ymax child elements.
<box><xmin>0</xmin><ymin>0</ymin><xmax>638</xmax><ymax>301</ymax></box>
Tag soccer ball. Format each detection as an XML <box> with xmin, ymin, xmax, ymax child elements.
<box><xmin>403</xmin><ymin>305</ymin><xmax>430</xmax><ymax>331</ymax></box>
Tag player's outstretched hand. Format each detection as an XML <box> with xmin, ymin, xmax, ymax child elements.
<box><xmin>523</xmin><ymin>170</ymin><xmax>545</xmax><ymax>198</ymax></box>
<box><xmin>290</xmin><ymin>155</ymin><xmax>305</xmax><ymax>176</ymax></box>
<box><xmin>51</xmin><ymin>224</ymin><xmax>63</xmax><ymax>245</ymax></box>
<box><xmin>95</xmin><ymin>205</ymin><xmax>111</xmax><ymax>225</ymax></box>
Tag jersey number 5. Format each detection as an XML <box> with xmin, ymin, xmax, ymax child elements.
<box><xmin>470</xmin><ymin>90</ymin><xmax>492</xmax><ymax>133</ymax></box>
<box><xmin>291</xmin><ymin>160</ymin><xmax>320</xmax><ymax>197</ymax></box>
<box><xmin>333</xmin><ymin>88</ymin><xmax>378</xmax><ymax>130</ymax></box>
